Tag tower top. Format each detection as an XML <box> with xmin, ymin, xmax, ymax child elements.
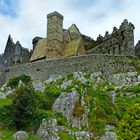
<box><xmin>47</xmin><ymin>11</ymin><xmax>63</xmax><ymax>19</ymax></box>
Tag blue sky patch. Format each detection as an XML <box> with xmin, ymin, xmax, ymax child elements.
<box><xmin>0</xmin><ymin>0</ymin><xmax>18</xmax><ymax>18</ymax></box>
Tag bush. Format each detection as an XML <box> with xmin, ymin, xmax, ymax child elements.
<box><xmin>0</xmin><ymin>104</ymin><xmax>13</xmax><ymax>129</ymax></box>
<box><xmin>44</xmin><ymin>83</ymin><xmax>61</xmax><ymax>110</ymax></box>
<box><xmin>126</xmin><ymin>84</ymin><xmax>140</xmax><ymax>94</ymax></box>
<box><xmin>12</xmin><ymin>85</ymin><xmax>36</xmax><ymax>129</ymax></box>
<box><xmin>116</xmin><ymin>103</ymin><xmax>140</xmax><ymax>140</ymax></box>
<box><xmin>7</xmin><ymin>74</ymin><xmax>32</xmax><ymax>88</ymax></box>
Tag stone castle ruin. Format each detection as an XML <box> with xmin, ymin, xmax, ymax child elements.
<box><xmin>0</xmin><ymin>11</ymin><xmax>140</xmax><ymax>85</ymax></box>
<box><xmin>87</xmin><ymin>19</ymin><xmax>135</xmax><ymax>55</ymax></box>
<box><xmin>30</xmin><ymin>11</ymin><xmax>85</xmax><ymax>61</ymax></box>
<box><xmin>0</xmin><ymin>35</ymin><xmax>31</xmax><ymax>67</ymax></box>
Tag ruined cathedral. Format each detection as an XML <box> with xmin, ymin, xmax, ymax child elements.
<box><xmin>0</xmin><ymin>11</ymin><xmax>140</xmax><ymax>68</ymax></box>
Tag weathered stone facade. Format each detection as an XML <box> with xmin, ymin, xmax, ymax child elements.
<box><xmin>87</xmin><ymin>19</ymin><xmax>135</xmax><ymax>55</ymax></box>
<box><xmin>30</xmin><ymin>11</ymin><xmax>86</xmax><ymax>61</ymax></box>
<box><xmin>0</xmin><ymin>35</ymin><xmax>31</xmax><ymax>67</ymax></box>
<box><xmin>134</xmin><ymin>41</ymin><xmax>140</xmax><ymax>56</ymax></box>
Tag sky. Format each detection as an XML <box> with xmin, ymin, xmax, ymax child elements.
<box><xmin>0</xmin><ymin>0</ymin><xmax>140</xmax><ymax>53</ymax></box>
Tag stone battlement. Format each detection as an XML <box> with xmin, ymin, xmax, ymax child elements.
<box><xmin>47</xmin><ymin>11</ymin><xmax>63</xmax><ymax>19</ymax></box>
<box><xmin>87</xmin><ymin>19</ymin><xmax>135</xmax><ymax>56</ymax></box>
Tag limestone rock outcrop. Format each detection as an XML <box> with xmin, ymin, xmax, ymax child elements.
<box><xmin>53</xmin><ymin>89</ymin><xmax>89</xmax><ymax>130</ymax></box>
<box><xmin>37</xmin><ymin>118</ymin><xmax>60</xmax><ymax>140</ymax></box>
<box><xmin>13</xmin><ymin>131</ymin><xmax>29</xmax><ymax>140</ymax></box>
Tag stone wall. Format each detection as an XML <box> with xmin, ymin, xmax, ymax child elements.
<box><xmin>135</xmin><ymin>41</ymin><xmax>140</xmax><ymax>56</ymax></box>
<box><xmin>87</xmin><ymin>19</ymin><xmax>135</xmax><ymax>56</ymax></box>
<box><xmin>0</xmin><ymin>68</ymin><xmax>6</xmax><ymax>85</ymax></box>
<box><xmin>0</xmin><ymin>54</ymin><xmax>135</xmax><ymax>85</ymax></box>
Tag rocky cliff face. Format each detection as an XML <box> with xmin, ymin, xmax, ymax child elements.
<box><xmin>1</xmin><ymin>71</ymin><xmax>140</xmax><ymax>140</ymax></box>
<box><xmin>31</xmin><ymin>71</ymin><xmax>140</xmax><ymax>139</ymax></box>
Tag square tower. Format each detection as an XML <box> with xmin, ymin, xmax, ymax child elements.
<box><xmin>47</xmin><ymin>11</ymin><xmax>63</xmax><ymax>43</ymax></box>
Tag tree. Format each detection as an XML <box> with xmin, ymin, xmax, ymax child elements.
<box><xmin>12</xmin><ymin>85</ymin><xmax>36</xmax><ymax>129</ymax></box>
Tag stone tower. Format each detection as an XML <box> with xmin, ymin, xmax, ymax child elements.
<box><xmin>13</xmin><ymin>41</ymin><xmax>22</xmax><ymax>65</ymax></box>
<box><xmin>120</xmin><ymin>19</ymin><xmax>135</xmax><ymax>55</ymax></box>
<box><xmin>3</xmin><ymin>35</ymin><xmax>15</xmax><ymax>66</ymax></box>
<box><xmin>47</xmin><ymin>11</ymin><xmax>63</xmax><ymax>47</ymax></box>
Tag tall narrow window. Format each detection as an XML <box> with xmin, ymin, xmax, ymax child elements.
<box><xmin>119</xmin><ymin>45</ymin><xmax>121</xmax><ymax>55</ymax></box>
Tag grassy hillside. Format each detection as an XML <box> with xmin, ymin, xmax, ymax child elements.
<box><xmin>0</xmin><ymin>72</ymin><xmax>140</xmax><ymax>139</ymax></box>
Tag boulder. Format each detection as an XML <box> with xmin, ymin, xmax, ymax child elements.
<box><xmin>53</xmin><ymin>89</ymin><xmax>89</xmax><ymax>129</ymax></box>
<box><xmin>108</xmin><ymin>72</ymin><xmax>138</xmax><ymax>87</ymax></box>
<box><xmin>13</xmin><ymin>131</ymin><xmax>29</xmax><ymax>140</ymax></box>
<box><xmin>0</xmin><ymin>91</ymin><xmax>6</xmax><ymax>99</ymax></box>
<box><xmin>32</xmin><ymin>80</ymin><xmax>45</xmax><ymax>92</ymax></box>
<box><xmin>44</xmin><ymin>74</ymin><xmax>62</xmax><ymax>83</ymax></box>
<box><xmin>37</xmin><ymin>118</ymin><xmax>60</xmax><ymax>140</ymax></box>
<box><xmin>100</xmin><ymin>131</ymin><xmax>117</xmax><ymax>140</ymax></box>
<box><xmin>61</xmin><ymin>80</ymin><xmax>73</xmax><ymax>89</ymax></box>
<box><xmin>100</xmin><ymin>125</ymin><xmax>117</xmax><ymax>140</ymax></box>
<box><xmin>73</xmin><ymin>72</ymin><xmax>88</xmax><ymax>84</ymax></box>
<box><xmin>53</xmin><ymin>89</ymin><xmax>79</xmax><ymax>120</ymax></box>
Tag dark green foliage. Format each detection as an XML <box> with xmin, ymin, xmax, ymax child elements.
<box><xmin>115</xmin><ymin>89</ymin><xmax>140</xmax><ymax>113</ymax></box>
<box><xmin>11</xmin><ymin>85</ymin><xmax>55</xmax><ymax>131</ymax></box>
<box><xmin>7</xmin><ymin>74</ymin><xmax>32</xmax><ymax>88</ymax></box>
<box><xmin>106</xmin><ymin>84</ymin><xmax>115</xmax><ymax>91</ymax></box>
<box><xmin>12</xmin><ymin>85</ymin><xmax>36</xmax><ymax>129</ymax></box>
<box><xmin>130</xmin><ymin>56</ymin><xmax>140</xmax><ymax>72</ymax></box>
<box><xmin>44</xmin><ymin>83</ymin><xmax>61</xmax><ymax>110</ymax></box>
<box><xmin>33</xmin><ymin>110</ymin><xmax>68</xmax><ymax>132</ymax></box>
<box><xmin>116</xmin><ymin>103</ymin><xmax>140</xmax><ymax>140</ymax></box>
<box><xmin>0</xmin><ymin>103</ymin><xmax>13</xmax><ymax>129</ymax></box>
<box><xmin>126</xmin><ymin>84</ymin><xmax>140</xmax><ymax>94</ymax></box>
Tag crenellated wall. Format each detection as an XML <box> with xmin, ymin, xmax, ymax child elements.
<box><xmin>87</xmin><ymin>19</ymin><xmax>135</xmax><ymax>56</ymax></box>
<box><xmin>0</xmin><ymin>54</ymin><xmax>136</xmax><ymax>85</ymax></box>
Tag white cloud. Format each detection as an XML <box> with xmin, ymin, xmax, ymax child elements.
<box><xmin>0</xmin><ymin>0</ymin><xmax>140</xmax><ymax>53</ymax></box>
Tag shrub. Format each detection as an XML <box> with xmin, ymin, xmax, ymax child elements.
<box><xmin>0</xmin><ymin>104</ymin><xmax>13</xmax><ymax>129</ymax></box>
<box><xmin>7</xmin><ymin>74</ymin><xmax>31</xmax><ymax>88</ymax></box>
<box><xmin>126</xmin><ymin>84</ymin><xmax>140</xmax><ymax>94</ymax></box>
<box><xmin>116</xmin><ymin>103</ymin><xmax>140</xmax><ymax>140</ymax></box>
<box><xmin>44</xmin><ymin>83</ymin><xmax>61</xmax><ymax>110</ymax></box>
<box><xmin>12</xmin><ymin>85</ymin><xmax>36</xmax><ymax>129</ymax></box>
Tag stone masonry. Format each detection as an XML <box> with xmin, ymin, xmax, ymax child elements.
<box><xmin>1</xmin><ymin>11</ymin><xmax>140</xmax><ymax>85</ymax></box>
<box><xmin>87</xmin><ymin>19</ymin><xmax>135</xmax><ymax>56</ymax></box>
<box><xmin>0</xmin><ymin>35</ymin><xmax>31</xmax><ymax>67</ymax></box>
<box><xmin>0</xmin><ymin>54</ymin><xmax>135</xmax><ymax>85</ymax></box>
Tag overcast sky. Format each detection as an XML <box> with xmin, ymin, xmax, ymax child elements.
<box><xmin>0</xmin><ymin>0</ymin><xmax>140</xmax><ymax>53</ymax></box>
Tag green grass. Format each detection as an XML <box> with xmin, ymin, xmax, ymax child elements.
<box><xmin>0</xmin><ymin>98</ymin><xmax>12</xmax><ymax>108</ymax></box>
<box><xmin>0</xmin><ymin>130</ymin><xmax>41</xmax><ymax>140</ymax></box>
<box><xmin>59</xmin><ymin>132</ymin><xmax>76</xmax><ymax>140</ymax></box>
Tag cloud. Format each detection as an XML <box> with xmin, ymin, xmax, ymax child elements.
<box><xmin>0</xmin><ymin>0</ymin><xmax>140</xmax><ymax>54</ymax></box>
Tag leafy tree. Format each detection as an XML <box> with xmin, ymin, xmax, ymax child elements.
<box><xmin>116</xmin><ymin>103</ymin><xmax>140</xmax><ymax>140</ymax></box>
<box><xmin>12</xmin><ymin>85</ymin><xmax>36</xmax><ymax>129</ymax></box>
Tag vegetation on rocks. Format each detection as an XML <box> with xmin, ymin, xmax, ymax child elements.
<box><xmin>0</xmin><ymin>71</ymin><xmax>140</xmax><ymax>139</ymax></box>
<box><xmin>6</xmin><ymin>74</ymin><xmax>31</xmax><ymax>88</ymax></box>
